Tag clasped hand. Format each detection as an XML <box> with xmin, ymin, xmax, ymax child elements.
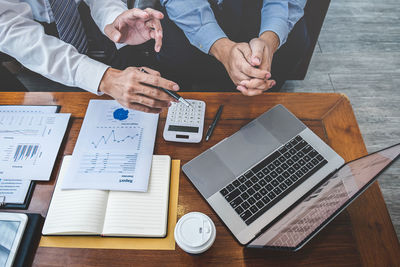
<box><xmin>211</xmin><ymin>31</ymin><xmax>280</xmax><ymax>96</ymax></box>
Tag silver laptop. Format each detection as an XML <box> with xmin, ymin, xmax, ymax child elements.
<box><xmin>247</xmin><ymin>143</ymin><xmax>400</xmax><ymax>250</ymax></box>
<box><xmin>183</xmin><ymin>104</ymin><xmax>345</xmax><ymax>245</ymax></box>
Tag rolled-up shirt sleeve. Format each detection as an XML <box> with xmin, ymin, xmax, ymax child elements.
<box><xmin>0</xmin><ymin>0</ymin><xmax>109</xmax><ymax>94</ymax></box>
<box><xmin>160</xmin><ymin>0</ymin><xmax>227</xmax><ymax>54</ymax></box>
<box><xmin>259</xmin><ymin>0</ymin><xmax>306</xmax><ymax>48</ymax></box>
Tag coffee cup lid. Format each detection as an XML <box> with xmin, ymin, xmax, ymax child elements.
<box><xmin>174</xmin><ymin>212</ymin><xmax>216</xmax><ymax>254</ymax></box>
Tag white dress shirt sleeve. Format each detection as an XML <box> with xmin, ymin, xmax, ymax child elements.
<box><xmin>84</xmin><ymin>0</ymin><xmax>127</xmax><ymax>35</ymax></box>
<box><xmin>0</xmin><ymin>0</ymin><xmax>110</xmax><ymax>94</ymax></box>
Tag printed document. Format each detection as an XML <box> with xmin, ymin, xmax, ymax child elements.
<box><xmin>0</xmin><ymin>178</ymin><xmax>31</xmax><ymax>204</ymax></box>
<box><xmin>62</xmin><ymin>100</ymin><xmax>159</xmax><ymax>191</ymax></box>
<box><xmin>0</xmin><ymin>113</ymin><xmax>70</xmax><ymax>180</ymax></box>
<box><xmin>0</xmin><ymin>105</ymin><xmax>58</xmax><ymax>113</ymax></box>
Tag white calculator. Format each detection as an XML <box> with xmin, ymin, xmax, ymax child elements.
<box><xmin>163</xmin><ymin>99</ymin><xmax>206</xmax><ymax>143</ymax></box>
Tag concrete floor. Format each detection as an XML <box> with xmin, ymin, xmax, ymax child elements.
<box><xmin>281</xmin><ymin>0</ymin><xmax>400</xmax><ymax>240</ymax></box>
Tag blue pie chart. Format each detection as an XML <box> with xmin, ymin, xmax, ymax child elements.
<box><xmin>113</xmin><ymin>108</ymin><xmax>129</xmax><ymax>121</ymax></box>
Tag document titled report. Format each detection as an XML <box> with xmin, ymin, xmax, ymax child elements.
<box><xmin>0</xmin><ymin>113</ymin><xmax>70</xmax><ymax>180</ymax></box>
<box><xmin>62</xmin><ymin>100</ymin><xmax>159</xmax><ymax>192</ymax></box>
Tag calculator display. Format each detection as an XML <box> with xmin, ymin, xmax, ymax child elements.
<box><xmin>168</xmin><ymin>125</ymin><xmax>199</xmax><ymax>133</ymax></box>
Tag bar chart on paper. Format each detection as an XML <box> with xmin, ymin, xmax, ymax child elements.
<box><xmin>0</xmin><ymin>113</ymin><xmax>70</xmax><ymax>180</ymax></box>
<box><xmin>63</xmin><ymin>100</ymin><xmax>159</xmax><ymax>191</ymax></box>
<box><xmin>13</xmin><ymin>143</ymin><xmax>40</xmax><ymax>163</ymax></box>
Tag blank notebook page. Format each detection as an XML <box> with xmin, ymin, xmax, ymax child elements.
<box><xmin>42</xmin><ymin>156</ymin><xmax>109</xmax><ymax>235</ymax></box>
<box><xmin>102</xmin><ymin>155</ymin><xmax>171</xmax><ymax>237</ymax></box>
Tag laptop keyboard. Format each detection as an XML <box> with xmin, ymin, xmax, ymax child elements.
<box><xmin>219</xmin><ymin>135</ymin><xmax>328</xmax><ymax>225</ymax></box>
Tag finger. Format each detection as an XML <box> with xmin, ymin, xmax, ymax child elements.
<box><xmin>129</xmin><ymin>94</ymin><xmax>171</xmax><ymax>109</ymax></box>
<box><xmin>240</xmin><ymin>78</ymin><xmax>275</xmax><ymax>91</ymax></box>
<box><xmin>259</xmin><ymin>52</ymin><xmax>273</xmax><ymax>73</ymax></box>
<box><xmin>125</xmin><ymin>8</ymin><xmax>150</xmax><ymax>20</ymax></box>
<box><xmin>249</xmin><ymin>38</ymin><xmax>265</xmax><ymax>66</ymax></box>
<box><xmin>132</xmin><ymin>83</ymin><xmax>176</xmax><ymax>102</ymax></box>
<box><xmin>146</xmin><ymin>19</ymin><xmax>163</xmax><ymax>52</ymax></box>
<box><xmin>144</xmin><ymin>8</ymin><xmax>164</xmax><ymax>20</ymax></box>
<box><xmin>236</xmin><ymin>85</ymin><xmax>264</xmax><ymax>96</ymax></box>
<box><xmin>260</xmin><ymin>59</ymin><xmax>272</xmax><ymax>73</ymax></box>
<box><xmin>139</xmin><ymin>67</ymin><xmax>160</xmax><ymax>77</ymax></box>
<box><xmin>230</xmin><ymin>69</ymin><xmax>252</xmax><ymax>86</ymax></box>
<box><xmin>240</xmin><ymin>79</ymin><xmax>267</xmax><ymax>90</ymax></box>
<box><xmin>138</xmin><ymin>73</ymin><xmax>180</xmax><ymax>91</ymax></box>
<box><xmin>236</xmin><ymin>44</ymin><xmax>268</xmax><ymax>79</ymax></box>
<box><xmin>153</xmin><ymin>19</ymin><xmax>163</xmax><ymax>52</ymax></box>
<box><xmin>104</xmin><ymin>25</ymin><xmax>122</xmax><ymax>43</ymax></box>
<box><xmin>124</xmin><ymin>102</ymin><xmax>162</xmax><ymax>114</ymax></box>
<box><xmin>237</xmin><ymin>43</ymin><xmax>253</xmax><ymax>66</ymax></box>
<box><xmin>267</xmin><ymin>79</ymin><xmax>276</xmax><ymax>89</ymax></box>
<box><xmin>241</xmin><ymin>63</ymin><xmax>269</xmax><ymax>80</ymax></box>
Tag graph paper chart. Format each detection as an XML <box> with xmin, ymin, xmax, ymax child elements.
<box><xmin>62</xmin><ymin>100</ymin><xmax>159</xmax><ymax>192</ymax></box>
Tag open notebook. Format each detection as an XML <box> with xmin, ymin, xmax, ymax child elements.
<box><xmin>42</xmin><ymin>155</ymin><xmax>171</xmax><ymax>237</ymax></box>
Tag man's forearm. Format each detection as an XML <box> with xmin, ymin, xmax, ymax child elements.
<box><xmin>0</xmin><ymin>0</ymin><xmax>109</xmax><ymax>94</ymax></box>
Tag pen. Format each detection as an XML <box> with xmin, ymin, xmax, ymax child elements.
<box><xmin>205</xmin><ymin>105</ymin><xmax>224</xmax><ymax>141</ymax></box>
<box><xmin>140</xmin><ymin>68</ymin><xmax>191</xmax><ymax>107</ymax></box>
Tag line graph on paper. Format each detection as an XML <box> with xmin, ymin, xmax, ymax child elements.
<box><xmin>79</xmin><ymin>126</ymin><xmax>144</xmax><ymax>174</ymax></box>
<box><xmin>90</xmin><ymin>126</ymin><xmax>143</xmax><ymax>150</ymax></box>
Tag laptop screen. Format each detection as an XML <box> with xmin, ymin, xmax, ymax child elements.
<box><xmin>247</xmin><ymin>144</ymin><xmax>400</xmax><ymax>250</ymax></box>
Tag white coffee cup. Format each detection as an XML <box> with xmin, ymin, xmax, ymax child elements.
<box><xmin>174</xmin><ymin>212</ymin><xmax>216</xmax><ymax>254</ymax></box>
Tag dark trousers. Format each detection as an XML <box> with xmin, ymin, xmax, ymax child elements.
<box><xmin>156</xmin><ymin>1</ymin><xmax>310</xmax><ymax>91</ymax></box>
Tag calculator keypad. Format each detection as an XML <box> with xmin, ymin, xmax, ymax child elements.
<box><xmin>168</xmin><ymin>100</ymin><xmax>205</xmax><ymax>126</ymax></box>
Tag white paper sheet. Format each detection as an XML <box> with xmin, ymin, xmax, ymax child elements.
<box><xmin>0</xmin><ymin>178</ymin><xmax>31</xmax><ymax>204</ymax></box>
<box><xmin>62</xmin><ymin>100</ymin><xmax>159</xmax><ymax>192</ymax></box>
<box><xmin>0</xmin><ymin>113</ymin><xmax>70</xmax><ymax>180</ymax></box>
<box><xmin>0</xmin><ymin>105</ymin><xmax>59</xmax><ymax>113</ymax></box>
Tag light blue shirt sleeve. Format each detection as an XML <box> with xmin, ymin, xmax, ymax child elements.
<box><xmin>160</xmin><ymin>0</ymin><xmax>227</xmax><ymax>54</ymax></box>
<box><xmin>259</xmin><ymin>0</ymin><xmax>307</xmax><ymax>48</ymax></box>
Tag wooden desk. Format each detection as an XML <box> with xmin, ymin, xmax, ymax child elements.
<box><xmin>1</xmin><ymin>92</ymin><xmax>399</xmax><ymax>266</ymax></box>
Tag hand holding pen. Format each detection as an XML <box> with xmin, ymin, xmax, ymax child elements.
<box><xmin>99</xmin><ymin>66</ymin><xmax>181</xmax><ymax>113</ymax></box>
<box><xmin>140</xmin><ymin>68</ymin><xmax>191</xmax><ymax>107</ymax></box>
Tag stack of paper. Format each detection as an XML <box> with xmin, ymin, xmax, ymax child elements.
<box><xmin>0</xmin><ymin>106</ymin><xmax>70</xmax><ymax>205</ymax></box>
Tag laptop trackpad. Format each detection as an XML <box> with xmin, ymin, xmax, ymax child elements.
<box><xmin>212</xmin><ymin>121</ymin><xmax>281</xmax><ymax>177</ymax></box>
<box><xmin>183</xmin><ymin>149</ymin><xmax>236</xmax><ymax>199</ymax></box>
